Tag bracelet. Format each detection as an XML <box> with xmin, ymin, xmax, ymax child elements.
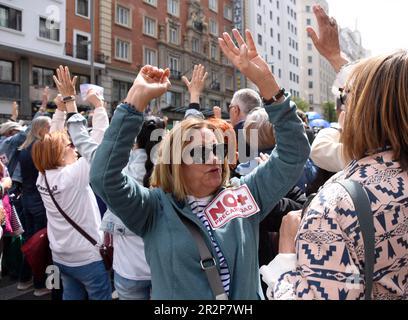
<box><xmin>262</xmin><ymin>88</ymin><xmax>286</xmax><ymax>105</ymax></box>
<box><xmin>62</xmin><ymin>95</ymin><xmax>76</xmax><ymax>104</ymax></box>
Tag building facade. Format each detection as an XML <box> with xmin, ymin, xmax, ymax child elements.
<box><xmin>339</xmin><ymin>27</ymin><xmax>368</xmax><ymax>62</ymax></box>
<box><xmin>0</xmin><ymin>0</ymin><xmax>106</xmax><ymax>119</ymax></box>
<box><xmin>245</xmin><ymin>0</ymin><xmax>300</xmax><ymax>98</ymax></box>
<box><xmin>297</xmin><ymin>0</ymin><xmax>337</xmax><ymax>113</ymax></box>
<box><xmin>98</xmin><ymin>0</ymin><xmax>236</xmax><ymax>120</ymax></box>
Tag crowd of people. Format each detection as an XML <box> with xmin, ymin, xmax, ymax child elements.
<box><xmin>0</xmin><ymin>5</ymin><xmax>406</xmax><ymax>300</ymax></box>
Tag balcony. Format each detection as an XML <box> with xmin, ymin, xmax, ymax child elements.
<box><xmin>169</xmin><ymin>70</ymin><xmax>182</xmax><ymax>80</ymax></box>
<box><xmin>64</xmin><ymin>43</ymin><xmax>107</xmax><ymax>63</ymax></box>
<box><xmin>210</xmin><ymin>81</ymin><xmax>220</xmax><ymax>91</ymax></box>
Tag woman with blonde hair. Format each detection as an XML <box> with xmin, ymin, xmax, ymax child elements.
<box><xmin>91</xmin><ymin>29</ymin><xmax>310</xmax><ymax>300</ymax></box>
<box><xmin>261</xmin><ymin>10</ymin><xmax>408</xmax><ymax>299</ymax></box>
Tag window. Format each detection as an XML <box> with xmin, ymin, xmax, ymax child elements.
<box><xmin>116</xmin><ymin>4</ymin><xmax>131</xmax><ymax>27</ymax></box>
<box><xmin>210</xmin><ymin>44</ymin><xmax>218</xmax><ymax>60</ymax></box>
<box><xmin>277</xmin><ymin>17</ymin><xmax>280</xmax><ymax>26</ymax></box>
<box><xmin>169</xmin><ymin>56</ymin><xmax>180</xmax><ymax>72</ymax></box>
<box><xmin>192</xmin><ymin>37</ymin><xmax>200</xmax><ymax>53</ymax></box>
<box><xmin>166</xmin><ymin>91</ymin><xmax>182</xmax><ymax>107</ymax></box>
<box><xmin>144</xmin><ymin>0</ymin><xmax>157</xmax><ymax>6</ymax></box>
<box><xmin>224</xmin><ymin>5</ymin><xmax>232</xmax><ymax>20</ymax></box>
<box><xmin>307</xmin><ymin>43</ymin><xmax>313</xmax><ymax>50</ymax></box>
<box><xmin>143</xmin><ymin>16</ymin><xmax>157</xmax><ymax>37</ymax></box>
<box><xmin>169</xmin><ymin>26</ymin><xmax>179</xmax><ymax>44</ymax></box>
<box><xmin>270</xmin><ymin>46</ymin><xmax>274</xmax><ymax>55</ymax></box>
<box><xmin>278</xmin><ymin>69</ymin><xmax>281</xmax><ymax>78</ymax></box>
<box><xmin>225</xmin><ymin>74</ymin><xmax>233</xmax><ymax>90</ymax></box>
<box><xmin>308</xmin><ymin>94</ymin><xmax>314</xmax><ymax>104</ymax></box>
<box><xmin>257</xmin><ymin>14</ymin><xmax>262</xmax><ymax>25</ymax></box>
<box><xmin>257</xmin><ymin>34</ymin><xmax>262</xmax><ymax>45</ymax></box>
<box><xmin>308</xmin><ymin>56</ymin><xmax>313</xmax><ymax>63</ymax></box>
<box><xmin>75</xmin><ymin>33</ymin><xmax>89</xmax><ymax>60</ymax></box>
<box><xmin>167</xmin><ymin>0</ymin><xmax>179</xmax><ymax>16</ymax></box>
<box><xmin>0</xmin><ymin>60</ymin><xmax>13</xmax><ymax>81</ymax></box>
<box><xmin>306</xmin><ymin>5</ymin><xmax>311</xmax><ymax>12</ymax></box>
<box><xmin>73</xmin><ymin>74</ymin><xmax>90</xmax><ymax>92</ymax></box>
<box><xmin>308</xmin><ymin>81</ymin><xmax>313</xmax><ymax>89</ymax></box>
<box><xmin>39</xmin><ymin>17</ymin><xmax>60</xmax><ymax>41</ymax></box>
<box><xmin>306</xmin><ymin>18</ymin><xmax>311</xmax><ymax>25</ymax></box>
<box><xmin>32</xmin><ymin>66</ymin><xmax>54</xmax><ymax>87</ymax></box>
<box><xmin>209</xmin><ymin>19</ymin><xmax>218</xmax><ymax>35</ymax></box>
<box><xmin>278</xmin><ymin>50</ymin><xmax>281</xmax><ymax>60</ymax></box>
<box><xmin>115</xmin><ymin>38</ymin><xmax>131</xmax><ymax>61</ymax></box>
<box><xmin>0</xmin><ymin>5</ymin><xmax>22</xmax><ymax>31</ymax></box>
<box><xmin>144</xmin><ymin>47</ymin><xmax>157</xmax><ymax>65</ymax></box>
<box><xmin>76</xmin><ymin>0</ymin><xmax>89</xmax><ymax>18</ymax></box>
<box><xmin>270</xmin><ymin>28</ymin><xmax>273</xmax><ymax>37</ymax></box>
<box><xmin>209</xmin><ymin>0</ymin><xmax>218</xmax><ymax>12</ymax></box>
<box><xmin>308</xmin><ymin>69</ymin><xmax>313</xmax><ymax>76</ymax></box>
<box><xmin>277</xmin><ymin>33</ymin><xmax>280</xmax><ymax>42</ymax></box>
<box><xmin>113</xmin><ymin>80</ymin><xmax>132</xmax><ymax>106</ymax></box>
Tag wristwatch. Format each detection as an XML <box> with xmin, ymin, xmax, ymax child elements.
<box><xmin>262</xmin><ymin>88</ymin><xmax>286</xmax><ymax>105</ymax></box>
<box><xmin>62</xmin><ymin>95</ymin><xmax>76</xmax><ymax>103</ymax></box>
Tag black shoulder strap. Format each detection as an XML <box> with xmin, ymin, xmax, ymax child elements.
<box><xmin>44</xmin><ymin>173</ymin><xmax>97</xmax><ymax>247</ymax></box>
<box><xmin>177</xmin><ymin>213</ymin><xmax>228</xmax><ymax>300</ymax></box>
<box><xmin>336</xmin><ymin>180</ymin><xmax>375</xmax><ymax>300</ymax></box>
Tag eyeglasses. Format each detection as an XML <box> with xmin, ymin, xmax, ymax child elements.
<box><xmin>339</xmin><ymin>88</ymin><xmax>350</xmax><ymax>106</ymax></box>
<box><xmin>189</xmin><ymin>143</ymin><xmax>228</xmax><ymax>164</ymax></box>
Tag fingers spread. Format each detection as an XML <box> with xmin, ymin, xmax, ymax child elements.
<box><xmin>221</xmin><ymin>32</ymin><xmax>240</xmax><ymax>55</ymax></box>
<box><xmin>306</xmin><ymin>27</ymin><xmax>319</xmax><ymax>47</ymax></box>
<box><xmin>232</xmin><ymin>29</ymin><xmax>245</xmax><ymax>48</ymax></box>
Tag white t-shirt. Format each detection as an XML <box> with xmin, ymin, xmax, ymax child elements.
<box><xmin>36</xmin><ymin>158</ymin><xmax>102</xmax><ymax>267</ymax></box>
<box><xmin>113</xmin><ymin>235</ymin><xmax>151</xmax><ymax>280</ymax></box>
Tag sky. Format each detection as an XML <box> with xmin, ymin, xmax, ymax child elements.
<box><xmin>326</xmin><ymin>0</ymin><xmax>408</xmax><ymax>56</ymax></box>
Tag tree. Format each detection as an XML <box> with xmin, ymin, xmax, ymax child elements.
<box><xmin>292</xmin><ymin>97</ymin><xmax>310</xmax><ymax>112</ymax></box>
<box><xmin>322</xmin><ymin>101</ymin><xmax>337</xmax><ymax>122</ymax></box>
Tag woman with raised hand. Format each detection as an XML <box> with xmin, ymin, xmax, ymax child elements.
<box><xmin>90</xmin><ymin>29</ymin><xmax>309</xmax><ymax>300</ymax></box>
<box><xmin>32</xmin><ymin>66</ymin><xmax>111</xmax><ymax>300</ymax></box>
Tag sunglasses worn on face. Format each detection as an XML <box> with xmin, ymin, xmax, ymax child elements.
<box><xmin>66</xmin><ymin>142</ymin><xmax>75</xmax><ymax>149</ymax></box>
<box><xmin>189</xmin><ymin>143</ymin><xmax>228</xmax><ymax>164</ymax></box>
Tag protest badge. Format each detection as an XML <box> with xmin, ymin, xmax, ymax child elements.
<box><xmin>204</xmin><ymin>185</ymin><xmax>260</xmax><ymax>229</ymax></box>
<box><xmin>80</xmin><ymin>84</ymin><xmax>104</xmax><ymax>100</ymax></box>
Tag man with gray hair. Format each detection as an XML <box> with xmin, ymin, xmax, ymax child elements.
<box><xmin>229</xmin><ymin>89</ymin><xmax>262</xmax><ymax>166</ymax></box>
<box><xmin>229</xmin><ymin>88</ymin><xmax>262</xmax><ymax>134</ymax></box>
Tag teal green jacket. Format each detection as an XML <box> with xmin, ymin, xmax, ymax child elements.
<box><xmin>90</xmin><ymin>94</ymin><xmax>310</xmax><ymax>300</ymax></box>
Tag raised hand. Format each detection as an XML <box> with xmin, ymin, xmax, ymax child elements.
<box><xmin>307</xmin><ymin>5</ymin><xmax>348</xmax><ymax>72</ymax></box>
<box><xmin>11</xmin><ymin>101</ymin><xmax>18</xmax><ymax>121</ymax></box>
<box><xmin>53</xmin><ymin>65</ymin><xmax>78</xmax><ymax>97</ymax></box>
<box><xmin>213</xmin><ymin>106</ymin><xmax>222</xmax><ymax>119</ymax></box>
<box><xmin>219</xmin><ymin>29</ymin><xmax>280</xmax><ymax>100</ymax></box>
<box><xmin>125</xmin><ymin>65</ymin><xmax>171</xmax><ymax>112</ymax></box>
<box><xmin>182</xmin><ymin>64</ymin><xmax>208</xmax><ymax>104</ymax></box>
<box><xmin>85</xmin><ymin>88</ymin><xmax>104</xmax><ymax>108</ymax></box>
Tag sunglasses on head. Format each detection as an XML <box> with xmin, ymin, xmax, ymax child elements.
<box><xmin>189</xmin><ymin>143</ymin><xmax>228</xmax><ymax>164</ymax></box>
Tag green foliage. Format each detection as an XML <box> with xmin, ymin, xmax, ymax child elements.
<box><xmin>322</xmin><ymin>101</ymin><xmax>337</xmax><ymax>123</ymax></box>
<box><xmin>292</xmin><ymin>97</ymin><xmax>310</xmax><ymax>112</ymax></box>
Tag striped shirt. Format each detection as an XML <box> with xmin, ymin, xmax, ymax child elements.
<box><xmin>187</xmin><ymin>196</ymin><xmax>231</xmax><ymax>296</ymax></box>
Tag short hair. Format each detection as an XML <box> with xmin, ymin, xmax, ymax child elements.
<box><xmin>231</xmin><ymin>88</ymin><xmax>262</xmax><ymax>116</ymax></box>
<box><xmin>244</xmin><ymin>108</ymin><xmax>275</xmax><ymax>150</ymax></box>
<box><xmin>32</xmin><ymin>131</ymin><xmax>69</xmax><ymax>174</ymax></box>
<box><xmin>341</xmin><ymin>50</ymin><xmax>408</xmax><ymax>171</ymax></box>
<box><xmin>150</xmin><ymin>118</ymin><xmax>230</xmax><ymax>200</ymax></box>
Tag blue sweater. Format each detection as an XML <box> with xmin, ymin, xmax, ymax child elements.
<box><xmin>90</xmin><ymin>94</ymin><xmax>310</xmax><ymax>300</ymax></box>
